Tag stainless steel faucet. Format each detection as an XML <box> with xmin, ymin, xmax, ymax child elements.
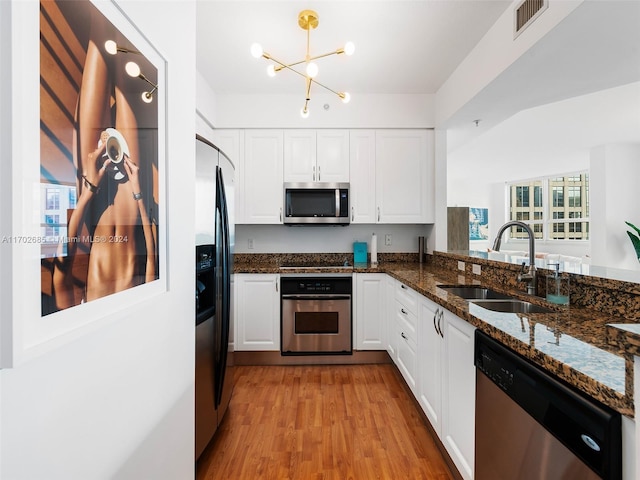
<box><xmin>493</xmin><ymin>221</ymin><xmax>537</xmax><ymax>295</ymax></box>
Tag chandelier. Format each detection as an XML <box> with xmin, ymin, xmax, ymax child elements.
<box><xmin>250</xmin><ymin>10</ymin><xmax>355</xmax><ymax>118</ymax></box>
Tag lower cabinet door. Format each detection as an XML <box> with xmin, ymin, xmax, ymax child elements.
<box><xmin>417</xmin><ymin>296</ymin><xmax>442</xmax><ymax>435</ymax></box>
<box><xmin>354</xmin><ymin>273</ymin><xmax>387</xmax><ymax>350</ymax></box>
<box><xmin>441</xmin><ymin>310</ymin><xmax>476</xmax><ymax>480</ymax></box>
<box><xmin>234</xmin><ymin>274</ymin><xmax>280</xmax><ymax>351</ymax></box>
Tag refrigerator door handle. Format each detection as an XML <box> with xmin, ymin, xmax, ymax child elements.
<box><xmin>214</xmin><ymin>166</ymin><xmax>231</xmax><ymax>409</ymax></box>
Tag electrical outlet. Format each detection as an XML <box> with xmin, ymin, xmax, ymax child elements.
<box><xmin>248</xmin><ymin>238</ymin><xmax>254</xmax><ymax>249</ymax></box>
<box><xmin>472</xmin><ymin>264</ymin><xmax>482</xmax><ymax>275</ymax></box>
<box><xmin>458</xmin><ymin>261</ymin><xmax>465</xmax><ymax>271</ymax></box>
<box><xmin>385</xmin><ymin>234</ymin><xmax>392</xmax><ymax>246</ymax></box>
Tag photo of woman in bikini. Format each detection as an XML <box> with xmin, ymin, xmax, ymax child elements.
<box><xmin>40</xmin><ymin>0</ymin><xmax>159</xmax><ymax>315</ymax></box>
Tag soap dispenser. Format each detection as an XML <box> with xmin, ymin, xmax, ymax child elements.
<box><xmin>546</xmin><ymin>263</ymin><xmax>569</xmax><ymax>306</ymax></box>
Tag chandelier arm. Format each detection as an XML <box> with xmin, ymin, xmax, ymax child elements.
<box><xmin>273</xmin><ymin>49</ymin><xmax>343</xmax><ymax>72</ymax></box>
<box><xmin>263</xmin><ymin>53</ymin><xmax>308</xmax><ymax>76</ymax></box>
<box><xmin>309</xmin><ymin>77</ymin><xmax>342</xmax><ymax>98</ymax></box>
<box><xmin>307</xmin><ymin>49</ymin><xmax>344</xmax><ymax>62</ymax></box>
<box><xmin>273</xmin><ymin>58</ymin><xmax>307</xmax><ymax>72</ymax></box>
<box><xmin>305</xmin><ymin>77</ymin><xmax>312</xmax><ymax>99</ymax></box>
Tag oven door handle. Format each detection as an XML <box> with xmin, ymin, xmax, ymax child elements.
<box><xmin>282</xmin><ymin>295</ymin><xmax>351</xmax><ymax>301</ymax></box>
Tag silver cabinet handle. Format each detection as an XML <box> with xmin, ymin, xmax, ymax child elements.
<box><xmin>434</xmin><ymin>308</ymin><xmax>443</xmax><ymax>337</ymax></box>
<box><xmin>279</xmin><ymin>207</ymin><xmax>282</xmax><ymax>222</ymax></box>
<box><xmin>276</xmin><ymin>280</ymin><xmax>279</xmax><ymax>292</ymax></box>
<box><xmin>351</xmin><ymin>206</ymin><xmax>354</xmax><ymax>222</ymax></box>
<box><xmin>401</xmin><ymin>332</ymin><xmax>408</xmax><ymax>340</ymax></box>
<box><xmin>318</xmin><ymin>165</ymin><xmax>321</xmax><ymax>181</ymax></box>
<box><xmin>401</xmin><ymin>284</ymin><xmax>407</xmax><ymax>290</ymax></box>
<box><xmin>312</xmin><ymin>165</ymin><xmax>316</xmax><ymax>182</ymax></box>
<box><xmin>377</xmin><ymin>207</ymin><xmax>380</xmax><ymax>222</ymax></box>
<box><xmin>401</xmin><ymin>308</ymin><xmax>408</xmax><ymax>315</ymax></box>
<box><xmin>438</xmin><ymin>310</ymin><xmax>444</xmax><ymax>338</ymax></box>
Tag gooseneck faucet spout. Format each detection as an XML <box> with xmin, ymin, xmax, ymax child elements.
<box><xmin>493</xmin><ymin>221</ymin><xmax>537</xmax><ymax>296</ymax></box>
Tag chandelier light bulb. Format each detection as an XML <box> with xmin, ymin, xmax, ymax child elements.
<box><xmin>125</xmin><ymin>61</ymin><xmax>141</xmax><ymax>78</ymax></box>
<box><xmin>300</xmin><ymin>107</ymin><xmax>310</xmax><ymax>119</ymax></box>
<box><xmin>141</xmin><ymin>91</ymin><xmax>153</xmax><ymax>103</ymax></box>
<box><xmin>344</xmin><ymin>42</ymin><xmax>355</xmax><ymax>56</ymax></box>
<box><xmin>250</xmin><ymin>43</ymin><xmax>263</xmax><ymax>58</ymax></box>
<box><xmin>104</xmin><ymin>40</ymin><xmax>118</xmax><ymax>55</ymax></box>
<box><xmin>267</xmin><ymin>65</ymin><xmax>276</xmax><ymax>77</ymax></box>
<box><xmin>340</xmin><ymin>92</ymin><xmax>351</xmax><ymax>104</ymax></box>
<box><xmin>306</xmin><ymin>62</ymin><xmax>319</xmax><ymax>78</ymax></box>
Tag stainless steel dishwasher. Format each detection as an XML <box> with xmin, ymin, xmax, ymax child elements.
<box><xmin>474</xmin><ymin>330</ymin><xmax>621</xmax><ymax>480</ymax></box>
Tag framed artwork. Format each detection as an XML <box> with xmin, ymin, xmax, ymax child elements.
<box><xmin>469</xmin><ymin>208</ymin><xmax>489</xmax><ymax>241</ymax></box>
<box><xmin>2</xmin><ymin>0</ymin><xmax>167</xmax><ymax>367</ymax></box>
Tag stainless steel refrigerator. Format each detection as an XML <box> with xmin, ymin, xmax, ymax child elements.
<box><xmin>195</xmin><ymin>134</ymin><xmax>234</xmax><ymax>460</ymax></box>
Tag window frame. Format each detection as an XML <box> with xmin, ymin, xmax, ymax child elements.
<box><xmin>505</xmin><ymin>171</ymin><xmax>589</xmax><ymax>243</ymax></box>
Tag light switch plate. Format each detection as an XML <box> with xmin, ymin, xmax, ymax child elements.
<box><xmin>458</xmin><ymin>261</ymin><xmax>465</xmax><ymax>271</ymax></box>
<box><xmin>472</xmin><ymin>264</ymin><xmax>481</xmax><ymax>275</ymax></box>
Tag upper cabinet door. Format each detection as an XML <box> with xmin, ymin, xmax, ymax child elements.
<box><xmin>316</xmin><ymin>130</ymin><xmax>349</xmax><ymax>183</ymax></box>
<box><xmin>283</xmin><ymin>130</ymin><xmax>316</xmax><ymax>183</ymax></box>
<box><xmin>284</xmin><ymin>130</ymin><xmax>349</xmax><ymax>183</ymax></box>
<box><xmin>349</xmin><ymin>130</ymin><xmax>376</xmax><ymax>224</ymax></box>
<box><xmin>243</xmin><ymin>130</ymin><xmax>284</xmax><ymax>224</ymax></box>
<box><xmin>375</xmin><ymin>130</ymin><xmax>434</xmax><ymax>224</ymax></box>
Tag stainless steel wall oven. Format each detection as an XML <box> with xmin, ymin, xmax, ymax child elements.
<box><xmin>281</xmin><ymin>275</ymin><xmax>352</xmax><ymax>355</ymax></box>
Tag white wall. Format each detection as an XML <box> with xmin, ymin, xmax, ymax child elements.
<box><xmin>236</xmin><ymin>224</ymin><xmax>431</xmax><ymax>255</ymax></box>
<box><xmin>590</xmin><ymin>144</ymin><xmax>640</xmax><ymax>271</ymax></box>
<box><xmin>212</xmin><ymin>93</ymin><xmax>434</xmax><ymax>129</ymax></box>
<box><xmin>0</xmin><ymin>2</ymin><xmax>197</xmax><ymax>479</ymax></box>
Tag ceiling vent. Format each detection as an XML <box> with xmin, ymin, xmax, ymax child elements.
<box><xmin>514</xmin><ymin>0</ymin><xmax>548</xmax><ymax>38</ymax></box>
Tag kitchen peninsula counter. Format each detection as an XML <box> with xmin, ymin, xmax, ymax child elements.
<box><xmin>234</xmin><ymin>257</ymin><xmax>637</xmax><ymax>416</ymax></box>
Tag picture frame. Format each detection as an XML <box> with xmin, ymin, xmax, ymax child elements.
<box><xmin>1</xmin><ymin>0</ymin><xmax>167</xmax><ymax>367</ymax></box>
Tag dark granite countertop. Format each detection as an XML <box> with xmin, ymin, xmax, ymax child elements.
<box><xmin>234</xmin><ymin>259</ymin><xmax>637</xmax><ymax>417</ymax></box>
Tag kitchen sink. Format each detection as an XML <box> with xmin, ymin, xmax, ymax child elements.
<box><xmin>470</xmin><ymin>299</ymin><xmax>553</xmax><ymax>314</ymax></box>
<box><xmin>438</xmin><ymin>285</ymin><xmax>513</xmax><ymax>300</ymax></box>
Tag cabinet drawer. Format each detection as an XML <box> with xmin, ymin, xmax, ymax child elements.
<box><xmin>395</xmin><ymin>316</ymin><xmax>417</xmax><ymax>393</ymax></box>
<box><xmin>395</xmin><ymin>298</ymin><xmax>417</xmax><ymax>331</ymax></box>
<box><xmin>395</xmin><ymin>282</ymin><xmax>418</xmax><ymax>316</ymax></box>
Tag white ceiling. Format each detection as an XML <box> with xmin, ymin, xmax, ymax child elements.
<box><xmin>196</xmin><ymin>0</ymin><xmax>640</xmax><ymax>185</ymax></box>
<box><xmin>196</xmin><ymin>0</ymin><xmax>512</xmax><ymax>96</ymax></box>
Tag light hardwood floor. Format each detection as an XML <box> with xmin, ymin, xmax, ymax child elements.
<box><xmin>196</xmin><ymin>364</ymin><xmax>454</xmax><ymax>480</ymax></box>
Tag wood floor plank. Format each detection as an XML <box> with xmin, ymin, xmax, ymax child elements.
<box><xmin>196</xmin><ymin>364</ymin><xmax>454</xmax><ymax>480</ymax></box>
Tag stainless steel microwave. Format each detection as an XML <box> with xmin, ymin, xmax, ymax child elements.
<box><xmin>283</xmin><ymin>182</ymin><xmax>350</xmax><ymax>225</ymax></box>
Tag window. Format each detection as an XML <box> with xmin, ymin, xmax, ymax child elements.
<box><xmin>44</xmin><ymin>214</ymin><xmax>60</xmax><ymax>237</ymax></box>
<box><xmin>46</xmin><ymin>188</ymin><xmax>60</xmax><ymax>210</ymax></box>
<box><xmin>508</xmin><ymin>173</ymin><xmax>589</xmax><ymax>242</ymax></box>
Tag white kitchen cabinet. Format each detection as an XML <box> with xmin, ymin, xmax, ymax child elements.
<box><xmin>208</xmin><ymin>129</ymin><xmax>241</xmax><ymax>169</ymax></box>
<box><xmin>417</xmin><ymin>295</ymin><xmax>443</xmax><ymax>433</ymax></box>
<box><xmin>385</xmin><ymin>275</ymin><xmax>398</xmax><ymax>358</ymax></box>
<box><xmin>284</xmin><ymin>130</ymin><xmax>349</xmax><ymax>183</ymax></box>
<box><xmin>242</xmin><ymin>130</ymin><xmax>283</xmax><ymax>224</ymax></box>
<box><xmin>349</xmin><ymin>130</ymin><xmax>377</xmax><ymax>223</ymax></box>
<box><xmin>393</xmin><ymin>282</ymin><xmax>419</xmax><ymax>395</ymax></box>
<box><xmin>354</xmin><ymin>273</ymin><xmax>387</xmax><ymax>350</ymax></box>
<box><xmin>417</xmin><ymin>294</ymin><xmax>475</xmax><ymax>480</ymax></box>
<box><xmin>375</xmin><ymin>129</ymin><xmax>434</xmax><ymax>223</ymax></box>
<box><xmin>234</xmin><ymin>274</ymin><xmax>280</xmax><ymax>351</ymax></box>
<box><xmin>441</xmin><ymin>309</ymin><xmax>476</xmax><ymax>480</ymax></box>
